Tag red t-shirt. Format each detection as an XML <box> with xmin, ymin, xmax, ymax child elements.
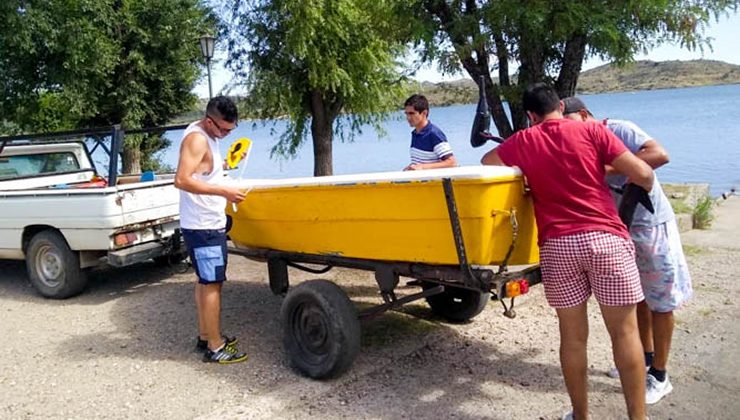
<box><xmin>496</xmin><ymin>118</ymin><xmax>629</xmax><ymax>244</ymax></box>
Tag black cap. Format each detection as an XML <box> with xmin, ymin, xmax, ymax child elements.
<box><xmin>562</xmin><ymin>97</ymin><xmax>588</xmax><ymax>115</ymax></box>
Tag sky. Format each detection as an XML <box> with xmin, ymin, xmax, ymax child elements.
<box><xmin>193</xmin><ymin>10</ymin><xmax>739</xmax><ymax>98</ymax></box>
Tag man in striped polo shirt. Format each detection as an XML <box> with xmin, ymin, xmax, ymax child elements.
<box><xmin>403</xmin><ymin>94</ymin><xmax>457</xmax><ymax>170</ymax></box>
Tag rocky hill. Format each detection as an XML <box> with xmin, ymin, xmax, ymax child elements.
<box><xmin>577</xmin><ymin>59</ymin><xmax>740</xmax><ymax>93</ymax></box>
<box><xmin>414</xmin><ymin>59</ymin><xmax>740</xmax><ymax>106</ymax></box>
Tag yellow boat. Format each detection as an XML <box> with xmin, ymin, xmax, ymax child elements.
<box><xmin>226</xmin><ymin>166</ymin><xmax>538</xmax><ymax>266</ymax></box>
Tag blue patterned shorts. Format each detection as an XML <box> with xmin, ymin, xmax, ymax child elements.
<box><xmin>182</xmin><ymin>228</ymin><xmax>228</xmax><ymax>284</ymax></box>
<box><xmin>630</xmin><ymin>220</ymin><xmax>693</xmax><ymax>312</ymax></box>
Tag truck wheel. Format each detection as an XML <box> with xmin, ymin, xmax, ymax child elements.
<box><xmin>422</xmin><ymin>282</ymin><xmax>490</xmax><ymax>322</ymax></box>
<box><xmin>25</xmin><ymin>231</ymin><xmax>87</xmax><ymax>299</ymax></box>
<box><xmin>281</xmin><ymin>279</ymin><xmax>360</xmax><ymax>379</ymax></box>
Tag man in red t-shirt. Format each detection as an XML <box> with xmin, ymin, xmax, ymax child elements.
<box><xmin>482</xmin><ymin>83</ymin><xmax>654</xmax><ymax>420</ymax></box>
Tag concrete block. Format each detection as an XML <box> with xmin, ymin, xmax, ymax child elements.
<box><xmin>663</xmin><ymin>183</ymin><xmax>710</xmax><ymax>209</ymax></box>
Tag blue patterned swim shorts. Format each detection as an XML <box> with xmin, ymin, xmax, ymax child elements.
<box><xmin>630</xmin><ymin>220</ymin><xmax>693</xmax><ymax>312</ymax></box>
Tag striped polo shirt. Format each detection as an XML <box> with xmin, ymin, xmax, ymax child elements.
<box><xmin>410</xmin><ymin>122</ymin><xmax>453</xmax><ymax>164</ymax></box>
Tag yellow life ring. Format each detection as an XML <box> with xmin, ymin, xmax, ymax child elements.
<box><xmin>226</xmin><ymin>138</ymin><xmax>252</xmax><ymax>169</ymax></box>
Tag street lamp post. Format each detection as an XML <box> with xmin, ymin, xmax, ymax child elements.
<box><xmin>199</xmin><ymin>35</ymin><xmax>216</xmax><ymax>99</ymax></box>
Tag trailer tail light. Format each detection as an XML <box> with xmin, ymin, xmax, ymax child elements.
<box><xmin>505</xmin><ymin>279</ymin><xmax>530</xmax><ymax>297</ymax></box>
<box><xmin>114</xmin><ymin>232</ymin><xmax>138</xmax><ymax>246</ymax></box>
<box><xmin>519</xmin><ymin>279</ymin><xmax>529</xmax><ymax>294</ymax></box>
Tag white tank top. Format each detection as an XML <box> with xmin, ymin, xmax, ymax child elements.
<box><xmin>179</xmin><ymin>121</ymin><xmax>227</xmax><ymax>230</ymax></box>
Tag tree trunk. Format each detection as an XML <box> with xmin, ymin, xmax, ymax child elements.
<box><xmin>424</xmin><ymin>0</ymin><xmax>516</xmax><ymax>139</ymax></box>
<box><xmin>555</xmin><ymin>33</ymin><xmax>587</xmax><ymax>99</ymax></box>
<box><xmin>122</xmin><ymin>147</ymin><xmax>141</xmax><ymax>175</ymax></box>
<box><xmin>511</xmin><ymin>28</ymin><xmax>548</xmax><ymax>131</ymax></box>
<box><xmin>309</xmin><ymin>89</ymin><xmax>334</xmax><ymax>176</ymax></box>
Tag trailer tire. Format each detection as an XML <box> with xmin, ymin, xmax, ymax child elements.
<box><xmin>422</xmin><ymin>282</ymin><xmax>489</xmax><ymax>322</ymax></box>
<box><xmin>25</xmin><ymin>230</ymin><xmax>87</xmax><ymax>299</ymax></box>
<box><xmin>281</xmin><ymin>279</ymin><xmax>360</xmax><ymax>379</ymax></box>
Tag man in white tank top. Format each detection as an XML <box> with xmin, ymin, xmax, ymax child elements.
<box><xmin>174</xmin><ymin>96</ymin><xmax>248</xmax><ymax>364</ymax></box>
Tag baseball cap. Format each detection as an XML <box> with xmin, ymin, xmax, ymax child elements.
<box><xmin>562</xmin><ymin>97</ymin><xmax>589</xmax><ymax>115</ymax></box>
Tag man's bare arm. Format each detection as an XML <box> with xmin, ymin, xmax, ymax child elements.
<box><xmin>405</xmin><ymin>155</ymin><xmax>458</xmax><ymax>171</ymax></box>
<box><xmin>634</xmin><ymin>139</ymin><xmax>669</xmax><ymax>169</ymax></box>
<box><xmin>481</xmin><ymin>149</ymin><xmax>505</xmax><ymax>166</ymax></box>
<box><xmin>606</xmin><ymin>139</ymin><xmax>669</xmax><ymax>175</ymax></box>
<box><xmin>174</xmin><ymin>133</ymin><xmax>245</xmax><ymax>203</ymax></box>
<box><xmin>610</xmin><ymin>151</ymin><xmax>654</xmax><ymax>192</ymax></box>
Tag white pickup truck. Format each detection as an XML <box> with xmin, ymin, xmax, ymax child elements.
<box><xmin>0</xmin><ymin>125</ymin><xmax>186</xmax><ymax>298</ymax></box>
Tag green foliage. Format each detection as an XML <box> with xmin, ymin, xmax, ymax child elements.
<box><xmin>0</xmin><ymin>0</ymin><xmax>117</xmax><ymax>131</ymax></box>
<box><xmin>669</xmin><ymin>197</ymin><xmax>693</xmax><ymax>215</ymax></box>
<box><xmin>692</xmin><ymin>196</ymin><xmax>715</xmax><ymax>229</ymax></box>
<box><xmin>0</xmin><ymin>0</ymin><xmax>216</xmax><ymax>172</ymax></box>
<box><xmin>224</xmin><ymin>0</ymin><xmax>412</xmax><ymax>174</ymax></box>
<box><xmin>414</xmin><ymin>0</ymin><xmax>740</xmax><ymax>135</ymax></box>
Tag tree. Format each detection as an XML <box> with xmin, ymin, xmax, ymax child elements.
<box><xmin>224</xmin><ymin>0</ymin><xmax>411</xmax><ymax>176</ymax></box>
<box><xmin>0</xmin><ymin>0</ymin><xmax>216</xmax><ymax>173</ymax></box>
<box><xmin>416</xmin><ymin>0</ymin><xmax>739</xmax><ymax>136</ymax></box>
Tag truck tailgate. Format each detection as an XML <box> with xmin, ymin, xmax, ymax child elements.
<box><xmin>116</xmin><ymin>180</ymin><xmax>179</xmax><ymax>225</ymax></box>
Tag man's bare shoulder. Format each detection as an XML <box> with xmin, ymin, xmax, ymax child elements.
<box><xmin>182</xmin><ymin>127</ymin><xmax>207</xmax><ymax>145</ymax></box>
<box><xmin>180</xmin><ymin>127</ymin><xmax>209</xmax><ymax>155</ymax></box>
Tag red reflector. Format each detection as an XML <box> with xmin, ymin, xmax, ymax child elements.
<box><xmin>114</xmin><ymin>234</ymin><xmax>128</xmax><ymax>246</ymax></box>
<box><xmin>114</xmin><ymin>232</ymin><xmax>138</xmax><ymax>246</ymax></box>
<box><xmin>519</xmin><ymin>279</ymin><xmax>530</xmax><ymax>294</ymax></box>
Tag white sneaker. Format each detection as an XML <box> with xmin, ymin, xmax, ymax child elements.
<box><xmin>646</xmin><ymin>373</ymin><xmax>673</xmax><ymax>404</ymax></box>
<box><xmin>607</xmin><ymin>366</ymin><xmax>620</xmax><ymax>378</ymax></box>
<box><xmin>561</xmin><ymin>411</ymin><xmax>574</xmax><ymax>420</ymax></box>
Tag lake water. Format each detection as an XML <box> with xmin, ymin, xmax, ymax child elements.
<box><xmin>161</xmin><ymin>84</ymin><xmax>740</xmax><ymax>196</ymax></box>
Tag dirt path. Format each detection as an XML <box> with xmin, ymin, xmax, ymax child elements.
<box><xmin>1</xmin><ymin>197</ymin><xmax>738</xmax><ymax>420</ymax></box>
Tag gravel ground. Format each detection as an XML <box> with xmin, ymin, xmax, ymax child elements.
<box><xmin>1</xmin><ymin>198</ymin><xmax>738</xmax><ymax>420</ymax></box>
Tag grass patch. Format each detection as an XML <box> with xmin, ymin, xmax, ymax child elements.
<box><xmin>669</xmin><ymin>198</ymin><xmax>692</xmax><ymax>215</ymax></box>
<box><xmin>692</xmin><ymin>196</ymin><xmax>715</xmax><ymax>229</ymax></box>
<box><xmin>682</xmin><ymin>244</ymin><xmax>706</xmax><ymax>256</ymax></box>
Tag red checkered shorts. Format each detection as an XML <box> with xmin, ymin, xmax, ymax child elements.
<box><xmin>539</xmin><ymin>231</ymin><xmax>643</xmax><ymax>308</ymax></box>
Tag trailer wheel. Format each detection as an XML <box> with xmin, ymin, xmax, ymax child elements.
<box><xmin>25</xmin><ymin>231</ymin><xmax>87</xmax><ymax>299</ymax></box>
<box><xmin>281</xmin><ymin>279</ymin><xmax>360</xmax><ymax>379</ymax></box>
<box><xmin>422</xmin><ymin>282</ymin><xmax>490</xmax><ymax>322</ymax></box>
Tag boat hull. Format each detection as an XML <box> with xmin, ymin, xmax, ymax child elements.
<box><xmin>227</xmin><ymin>167</ymin><xmax>538</xmax><ymax>266</ymax></box>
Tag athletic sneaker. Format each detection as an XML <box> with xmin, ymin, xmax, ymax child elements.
<box><xmin>203</xmin><ymin>342</ymin><xmax>248</xmax><ymax>364</ymax></box>
<box><xmin>196</xmin><ymin>335</ymin><xmax>238</xmax><ymax>352</ymax></box>
<box><xmin>646</xmin><ymin>373</ymin><xmax>673</xmax><ymax>404</ymax></box>
<box><xmin>562</xmin><ymin>411</ymin><xmax>574</xmax><ymax>420</ymax></box>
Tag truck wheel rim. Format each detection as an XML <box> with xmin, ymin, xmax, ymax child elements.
<box><xmin>35</xmin><ymin>244</ymin><xmax>63</xmax><ymax>287</ymax></box>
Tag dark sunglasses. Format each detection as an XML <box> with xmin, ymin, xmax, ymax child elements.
<box><xmin>207</xmin><ymin>115</ymin><xmax>237</xmax><ymax>134</ymax></box>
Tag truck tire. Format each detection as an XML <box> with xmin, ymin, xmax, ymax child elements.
<box><xmin>25</xmin><ymin>230</ymin><xmax>88</xmax><ymax>299</ymax></box>
<box><xmin>422</xmin><ymin>282</ymin><xmax>490</xmax><ymax>323</ymax></box>
<box><xmin>281</xmin><ymin>279</ymin><xmax>360</xmax><ymax>379</ymax></box>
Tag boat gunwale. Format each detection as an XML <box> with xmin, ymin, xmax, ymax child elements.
<box><xmin>234</xmin><ymin>166</ymin><xmax>524</xmax><ymax>191</ymax></box>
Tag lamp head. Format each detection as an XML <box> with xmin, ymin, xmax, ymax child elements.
<box><xmin>199</xmin><ymin>35</ymin><xmax>215</xmax><ymax>60</ymax></box>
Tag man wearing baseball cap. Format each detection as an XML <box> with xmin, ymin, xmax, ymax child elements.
<box><xmin>563</xmin><ymin>96</ymin><xmax>693</xmax><ymax>406</ymax></box>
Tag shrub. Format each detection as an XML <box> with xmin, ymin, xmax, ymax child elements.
<box><xmin>692</xmin><ymin>196</ymin><xmax>715</xmax><ymax>229</ymax></box>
